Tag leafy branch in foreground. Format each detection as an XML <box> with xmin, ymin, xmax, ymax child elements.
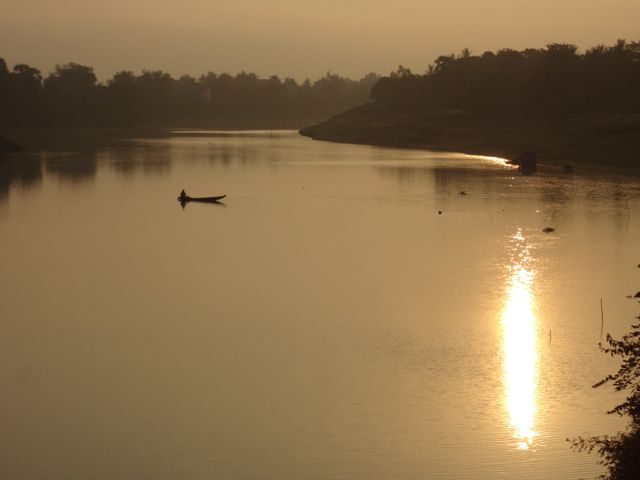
<box><xmin>570</xmin><ymin>298</ymin><xmax>640</xmax><ymax>480</ymax></box>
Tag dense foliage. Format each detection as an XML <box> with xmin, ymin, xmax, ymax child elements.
<box><xmin>0</xmin><ymin>59</ymin><xmax>378</xmax><ymax>129</ymax></box>
<box><xmin>371</xmin><ymin>40</ymin><xmax>640</xmax><ymax>115</ymax></box>
<box><xmin>571</xmin><ymin>296</ymin><xmax>640</xmax><ymax>479</ymax></box>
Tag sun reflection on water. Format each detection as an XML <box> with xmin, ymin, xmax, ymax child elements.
<box><xmin>502</xmin><ymin>229</ymin><xmax>537</xmax><ymax>450</ymax></box>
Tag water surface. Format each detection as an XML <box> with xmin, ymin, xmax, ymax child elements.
<box><xmin>2</xmin><ymin>131</ymin><xmax>639</xmax><ymax>480</ymax></box>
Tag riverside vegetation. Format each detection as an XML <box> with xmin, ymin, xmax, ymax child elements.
<box><xmin>300</xmin><ymin>40</ymin><xmax>640</xmax><ymax>169</ymax></box>
<box><xmin>571</xmin><ymin>289</ymin><xmax>640</xmax><ymax>480</ymax></box>
<box><xmin>0</xmin><ymin>58</ymin><xmax>378</xmax><ymax>132</ymax></box>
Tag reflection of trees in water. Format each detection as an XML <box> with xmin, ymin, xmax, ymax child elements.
<box><xmin>104</xmin><ymin>144</ymin><xmax>172</xmax><ymax>176</ymax></box>
<box><xmin>210</xmin><ymin>146</ymin><xmax>233</xmax><ymax>167</ymax></box>
<box><xmin>210</xmin><ymin>146</ymin><xmax>259</xmax><ymax>167</ymax></box>
<box><xmin>171</xmin><ymin>132</ymin><xmax>290</xmax><ymax>167</ymax></box>
<box><xmin>376</xmin><ymin>164</ymin><xmax>511</xmax><ymax>197</ymax></box>
<box><xmin>106</xmin><ymin>141</ymin><xmax>263</xmax><ymax>175</ymax></box>
<box><xmin>593</xmin><ymin>181</ymin><xmax>637</xmax><ymax>237</ymax></box>
<box><xmin>105</xmin><ymin>133</ymin><xmax>288</xmax><ymax>173</ymax></box>
<box><xmin>0</xmin><ymin>136</ymin><xmax>293</xmax><ymax>206</ymax></box>
<box><xmin>378</xmin><ymin>164</ymin><xmax>640</xmax><ymax>236</ymax></box>
<box><xmin>183</xmin><ymin>144</ymin><xmax>260</xmax><ymax>168</ymax></box>
<box><xmin>1</xmin><ymin>139</ymin><xmax>272</xmax><ymax>202</ymax></box>
<box><xmin>431</xmin><ymin>166</ymin><xmax>509</xmax><ymax>197</ymax></box>
<box><xmin>0</xmin><ymin>154</ymin><xmax>44</xmax><ymax>203</ymax></box>
<box><xmin>44</xmin><ymin>152</ymin><xmax>98</xmax><ymax>184</ymax></box>
<box><xmin>380</xmin><ymin>165</ymin><xmax>426</xmax><ymax>184</ymax></box>
<box><xmin>539</xmin><ymin>174</ymin><xmax>639</xmax><ymax>235</ymax></box>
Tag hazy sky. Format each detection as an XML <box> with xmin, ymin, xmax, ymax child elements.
<box><xmin>2</xmin><ymin>0</ymin><xmax>639</xmax><ymax>81</ymax></box>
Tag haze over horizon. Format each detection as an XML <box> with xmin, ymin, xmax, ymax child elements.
<box><xmin>2</xmin><ymin>0</ymin><xmax>640</xmax><ymax>81</ymax></box>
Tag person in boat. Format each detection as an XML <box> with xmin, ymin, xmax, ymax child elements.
<box><xmin>179</xmin><ymin>189</ymin><xmax>187</xmax><ymax>201</ymax></box>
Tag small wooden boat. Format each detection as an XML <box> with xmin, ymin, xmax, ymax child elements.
<box><xmin>178</xmin><ymin>195</ymin><xmax>226</xmax><ymax>204</ymax></box>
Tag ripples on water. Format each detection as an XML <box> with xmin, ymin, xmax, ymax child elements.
<box><xmin>1</xmin><ymin>131</ymin><xmax>638</xmax><ymax>480</ymax></box>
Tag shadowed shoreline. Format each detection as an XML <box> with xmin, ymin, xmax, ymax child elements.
<box><xmin>299</xmin><ymin>106</ymin><xmax>640</xmax><ymax>172</ymax></box>
<box><xmin>301</xmin><ymin>40</ymin><xmax>640</xmax><ymax>173</ymax></box>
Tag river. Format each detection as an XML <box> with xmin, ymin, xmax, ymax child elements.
<box><xmin>1</xmin><ymin>130</ymin><xmax>639</xmax><ymax>480</ymax></box>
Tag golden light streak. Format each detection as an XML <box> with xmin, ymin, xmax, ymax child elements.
<box><xmin>502</xmin><ymin>229</ymin><xmax>537</xmax><ymax>450</ymax></box>
<box><xmin>461</xmin><ymin>153</ymin><xmax>514</xmax><ymax>167</ymax></box>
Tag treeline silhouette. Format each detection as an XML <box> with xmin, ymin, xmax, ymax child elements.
<box><xmin>371</xmin><ymin>40</ymin><xmax>640</xmax><ymax>114</ymax></box>
<box><xmin>0</xmin><ymin>58</ymin><xmax>379</xmax><ymax>129</ymax></box>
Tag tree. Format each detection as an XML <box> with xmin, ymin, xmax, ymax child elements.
<box><xmin>7</xmin><ymin>64</ymin><xmax>43</xmax><ymax>126</ymax></box>
<box><xmin>12</xmin><ymin>64</ymin><xmax>42</xmax><ymax>100</ymax></box>
<box><xmin>42</xmin><ymin>63</ymin><xmax>99</xmax><ymax>126</ymax></box>
<box><xmin>44</xmin><ymin>63</ymin><xmax>96</xmax><ymax>93</ymax></box>
<box><xmin>460</xmin><ymin>47</ymin><xmax>472</xmax><ymax>59</ymax></box>
<box><xmin>545</xmin><ymin>42</ymin><xmax>579</xmax><ymax>60</ymax></box>
<box><xmin>571</xmin><ymin>296</ymin><xmax>640</xmax><ymax>479</ymax></box>
<box><xmin>0</xmin><ymin>59</ymin><xmax>10</xmax><ymax>126</ymax></box>
<box><xmin>389</xmin><ymin>65</ymin><xmax>414</xmax><ymax>78</ymax></box>
<box><xmin>432</xmin><ymin>54</ymin><xmax>455</xmax><ymax>73</ymax></box>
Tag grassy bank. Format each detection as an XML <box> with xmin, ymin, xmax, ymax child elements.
<box><xmin>300</xmin><ymin>104</ymin><xmax>640</xmax><ymax>171</ymax></box>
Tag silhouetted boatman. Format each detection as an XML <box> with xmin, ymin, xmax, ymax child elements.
<box><xmin>178</xmin><ymin>189</ymin><xmax>187</xmax><ymax>201</ymax></box>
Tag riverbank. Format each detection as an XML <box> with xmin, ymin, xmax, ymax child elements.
<box><xmin>1</xmin><ymin>117</ymin><xmax>321</xmax><ymax>153</ymax></box>
<box><xmin>299</xmin><ymin>104</ymin><xmax>640</xmax><ymax>171</ymax></box>
<box><xmin>0</xmin><ymin>135</ymin><xmax>24</xmax><ymax>153</ymax></box>
<box><xmin>2</xmin><ymin>128</ymin><xmax>161</xmax><ymax>153</ymax></box>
